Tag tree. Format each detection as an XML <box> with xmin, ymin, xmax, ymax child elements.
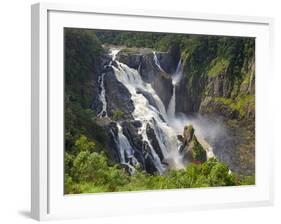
<box><xmin>209</xmin><ymin>163</ymin><xmax>234</xmax><ymax>186</ymax></box>
<box><xmin>75</xmin><ymin>135</ymin><xmax>96</xmax><ymax>152</ymax></box>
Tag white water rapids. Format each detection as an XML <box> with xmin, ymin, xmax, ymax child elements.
<box><xmin>97</xmin><ymin>48</ymin><xmax>214</xmax><ymax>174</ymax></box>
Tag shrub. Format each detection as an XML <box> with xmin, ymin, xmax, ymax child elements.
<box><xmin>112</xmin><ymin>109</ymin><xmax>125</xmax><ymax>121</ymax></box>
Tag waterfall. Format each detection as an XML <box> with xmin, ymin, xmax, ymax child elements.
<box><xmin>116</xmin><ymin>123</ymin><xmax>139</xmax><ymax>174</ymax></box>
<box><xmin>97</xmin><ymin>49</ymin><xmax>122</xmax><ymax>117</ymax></box>
<box><xmin>117</xmin><ymin>123</ymin><xmax>133</xmax><ymax>163</ymax></box>
<box><xmin>167</xmin><ymin>87</ymin><xmax>176</xmax><ymax>119</ymax></box>
<box><xmin>111</xmin><ymin>59</ymin><xmax>185</xmax><ymax>171</ymax></box>
<box><xmin>153</xmin><ymin>51</ymin><xmax>165</xmax><ymax>73</ymax></box>
<box><xmin>97</xmin><ymin>73</ymin><xmax>107</xmax><ymax>117</ymax></box>
<box><xmin>167</xmin><ymin>59</ymin><xmax>183</xmax><ymax>120</ymax></box>
<box><xmin>109</xmin><ymin>48</ymin><xmax>120</xmax><ymax>63</ymax></box>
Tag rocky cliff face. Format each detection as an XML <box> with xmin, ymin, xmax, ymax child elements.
<box><xmin>157</xmin><ymin>45</ymin><xmax>181</xmax><ymax>74</ymax></box>
<box><xmin>199</xmin><ymin>60</ymin><xmax>255</xmax><ymax>124</ymax></box>
<box><xmin>177</xmin><ymin>52</ymin><xmax>255</xmax><ymax>124</ymax></box>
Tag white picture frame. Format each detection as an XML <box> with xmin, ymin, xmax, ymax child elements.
<box><xmin>31</xmin><ymin>2</ymin><xmax>274</xmax><ymax>221</ymax></box>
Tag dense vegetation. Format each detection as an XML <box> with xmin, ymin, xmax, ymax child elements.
<box><xmin>64</xmin><ymin>28</ymin><xmax>255</xmax><ymax>194</ymax></box>
<box><xmin>64</xmin><ymin>29</ymin><xmax>108</xmax><ymax>155</ymax></box>
<box><xmin>65</xmin><ymin>135</ymin><xmax>254</xmax><ymax>194</ymax></box>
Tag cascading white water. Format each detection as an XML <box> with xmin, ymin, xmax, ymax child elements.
<box><xmin>97</xmin><ymin>48</ymin><xmax>121</xmax><ymax>117</ymax></box>
<box><xmin>97</xmin><ymin>48</ymin><xmax>138</xmax><ymax>172</ymax></box>
<box><xmin>110</xmin><ymin>55</ymin><xmax>185</xmax><ymax>171</ymax></box>
<box><xmin>167</xmin><ymin>87</ymin><xmax>176</xmax><ymax>119</ymax></box>
<box><xmin>167</xmin><ymin>59</ymin><xmax>183</xmax><ymax>120</ymax></box>
<box><xmin>153</xmin><ymin>51</ymin><xmax>165</xmax><ymax>73</ymax></box>
<box><xmin>116</xmin><ymin>123</ymin><xmax>139</xmax><ymax>174</ymax></box>
<box><xmin>109</xmin><ymin>48</ymin><xmax>120</xmax><ymax>63</ymax></box>
<box><xmin>97</xmin><ymin>73</ymin><xmax>107</xmax><ymax>117</ymax></box>
<box><xmin>117</xmin><ymin>123</ymin><xmax>132</xmax><ymax>163</ymax></box>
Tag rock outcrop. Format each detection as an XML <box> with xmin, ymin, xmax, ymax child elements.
<box><xmin>178</xmin><ymin>125</ymin><xmax>207</xmax><ymax>163</ymax></box>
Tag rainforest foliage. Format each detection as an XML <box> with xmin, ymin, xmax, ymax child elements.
<box><xmin>65</xmin><ymin>135</ymin><xmax>254</xmax><ymax>194</ymax></box>
<box><xmin>64</xmin><ymin>29</ymin><xmax>108</xmax><ymax>155</ymax></box>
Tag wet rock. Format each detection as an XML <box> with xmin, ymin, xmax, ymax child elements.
<box><xmin>121</xmin><ymin>121</ymin><xmax>146</xmax><ymax>170</ymax></box>
<box><xmin>103</xmin><ymin>69</ymin><xmax>135</xmax><ymax>119</ymax></box>
<box><xmin>131</xmin><ymin>120</ymin><xmax>142</xmax><ymax>128</ymax></box>
<box><xmin>146</xmin><ymin>123</ymin><xmax>164</xmax><ymax>161</ymax></box>
<box><xmin>105</xmin><ymin>122</ymin><xmax>121</xmax><ymax>162</ymax></box>
<box><xmin>121</xmin><ymin>121</ymin><xmax>143</xmax><ymax>154</ymax></box>
<box><xmin>121</xmin><ymin>121</ymin><xmax>162</xmax><ymax>174</ymax></box>
<box><xmin>144</xmin><ymin>153</ymin><xmax>158</xmax><ymax>174</ymax></box>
